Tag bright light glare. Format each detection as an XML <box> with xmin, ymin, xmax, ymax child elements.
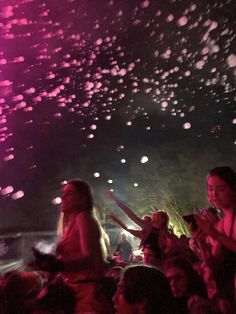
<box><xmin>140</xmin><ymin>156</ymin><xmax>148</xmax><ymax>163</ymax></box>
<box><xmin>61</xmin><ymin>180</ymin><xmax>68</xmax><ymax>185</ymax></box>
<box><xmin>122</xmin><ymin>228</ymin><xmax>132</xmax><ymax>237</ymax></box>
<box><xmin>52</xmin><ymin>197</ymin><xmax>61</xmax><ymax>205</ymax></box>
<box><xmin>183</xmin><ymin>122</ymin><xmax>191</xmax><ymax>129</ymax></box>
<box><xmin>35</xmin><ymin>241</ymin><xmax>56</xmax><ymax>254</ymax></box>
<box><xmin>11</xmin><ymin>190</ymin><xmax>24</xmax><ymax>200</ymax></box>
<box><xmin>1</xmin><ymin>186</ymin><xmax>14</xmax><ymax>195</ymax></box>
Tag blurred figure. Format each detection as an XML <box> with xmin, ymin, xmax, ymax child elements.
<box><xmin>200</xmin><ymin>207</ymin><xmax>221</xmax><ymax>224</ymax></box>
<box><xmin>32</xmin><ymin>179</ymin><xmax>112</xmax><ymax>314</ymax></box>
<box><xmin>105</xmin><ymin>265</ymin><xmax>123</xmax><ymax>284</ymax></box>
<box><xmin>113</xmin><ymin>264</ymin><xmax>178</xmax><ymax>314</ymax></box>
<box><xmin>34</xmin><ymin>276</ymin><xmax>76</xmax><ymax>314</ymax></box>
<box><xmin>195</xmin><ymin>166</ymin><xmax>236</xmax><ymax>301</ymax></box>
<box><xmin>145</xmin><ymin>211</ymin><xmax>180</xmax><ymax>259</ymax></box>
<box><xmin>143</xmin><ymin>243</ymin><xmax>162</xmax><ymax>267</ymax></box>
<box><xmin>107</xmin><ymin>191</ymin><xmax>152</xmax><ymax>244</ymax></box>
<box><xmin>163</xmin><ymin>257</ymin><xmax>208</xmax><ymax>314</ymax></box>
<box><xmin>1</xmin><ymin>270</ymin><xmax>43</xmax><ymax>314</ymax></box>
<box><xmin>107</xmin><ymin>191</ymin><xmax>179</xmax><ymax>260</ymax></box>
<box><xmin>113</xmin><ymin>233</ymin><xmax>133</xmax><ymax>264</ymax></box>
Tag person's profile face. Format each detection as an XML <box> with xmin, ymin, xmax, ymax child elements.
<box><xmin>165</xmin><ymin>266</ymin><xmax>188</xmax><ymax>298</ymax></box>
<box><xmin>143</xmin><ymin>247</ymin><xmax>159</xmax><ymax>266</ymax></box>
<box><xmin>120</xmin><ymin>233</ymin><xmax>126</xmax><ymax>241</ymax></box>
<box><xmin>60</xmin><ymin>183</ymin><xmax>86</xmax><ymax>213</ymax></box>
<box><xmin>112</xmin><ymin>279</ymin><xmax>140</xmax><ymax>314</ymax></box>
<box><xmin>207</xmin><ymin>175</ymin><xmax>235</xmax><ymax>210</ymax></box>
<box><xmin>152</xmin><ymin>212</ymin><xmax>164</xmax><ymax>228</ymax></box>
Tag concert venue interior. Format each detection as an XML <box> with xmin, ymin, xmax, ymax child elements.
<box><xmin>0</xmin><ymin>0</ymin><xmax>235</xmax><ymax>272</ymax></box>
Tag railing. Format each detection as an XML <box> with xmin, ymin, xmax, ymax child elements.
<box><xmin>0</xmin><ymin>228</ymin><xmax>138</xmax><ymax>274</ymax></box>
<box><xmin>0</xmin><ymin>231</ymin><xmax>57</xmax><ymax>274</ymax></box>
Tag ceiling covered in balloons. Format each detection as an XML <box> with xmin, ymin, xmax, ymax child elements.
<box><xmin>0</xmin><ymin>0</ymin><xmax>235</xmax><ymax>232</ymax></box>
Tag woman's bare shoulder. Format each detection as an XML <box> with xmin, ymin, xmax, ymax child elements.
<box><xmin>75</xmin><ymin>211</ymin><xmax>100</xmax><ymax>232</ymax></box>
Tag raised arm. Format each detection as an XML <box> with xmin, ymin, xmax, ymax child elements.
<box><xmin>108</xmin><ymin>213</ymin><xmax>142</xmax><ymax>239</ymax></box>
<box><xmin>108</xmin><ymin>212</ymin><xmax>128</xmax><ymax>230</ymax></box>
<box><xmin>107</xmin><ymin>191</ymin><xmax>150</xmax><ymax>231</ymax></box>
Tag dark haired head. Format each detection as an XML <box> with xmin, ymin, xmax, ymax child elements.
<box><xmin>143</xmin><ymin>243</ymin><xmax>162</xmax><ymax>261</ymax></box>
<box><xmin>121</xmin><ymin>265</ymin><xmax>175</xmax><ymax>314</ymax></box>
<box><xmin>152</xmin><ymin>211</ymin><xmax>169</xmax><ymax>229</ymax></box>
<box><xmin>207</xmin><ymin>167</ymin><xmax>236</xmax><ymax>192</ymax></box>
<box><xmin>68</xmin><ymin>179</ymin><xmax>93</xmax><ymax>211</ymax></box>
<box><xmin>163</xmin><ymin>257</ymin><xmax>207</xmax><ymax>298</ymax></box>
<box><xmin>2</xmin><ymin>271</ymin><xmax>26</xmax><ymax>314</ymax></box>
<box><xmin>2</xmin><ymin>270</ymin><xmax>43</xmax><ymax>314</ymax></box>
<box><xmin>158</xmin><ymin>211</ymin><xmax>169</xmax><ymax>226</ymax></box>
<box><xmin>36</xmin><ymin>277</ymin><xmax>76</xmax><ymax>314</ymax></box>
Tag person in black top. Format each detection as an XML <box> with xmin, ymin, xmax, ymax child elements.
<box><xmin>114</xmin><ymin>233</ymin><xmax>133</xmax><ymax>263</ymax></box>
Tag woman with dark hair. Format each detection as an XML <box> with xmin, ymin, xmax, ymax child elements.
<box><xmin>1</xmin><ymin>270</ymin><xmax>43</xmax><ymax>314</ymax></box>
<box><xmin>107</xmin><ymin>191</ymin><xmax>179</xmax><ymax>259</ymax></box>
<box><xmin>163</xmin><ymin>257</ymin><xmax>209</xmax><ymax>314</ymax></box>
<box><xmin>163</xmin><ymin>257</ymin><xmax>207</xmax><ymax>298</ymax></box>
<box><xmin>195</xmin><ymin>166</ymin><xmax>236</xmax><ymax>301</ymax></box>
<box><xmin>150</xmin><ymin>211</ymin><xmax>179</xmax><ymax>257</ymax></box>
<box><xmin>32</xmin><ymin>179</ymin><xmax>112</xmax><ymax>313</ymax></box>
<box><xmin>195</xmin><ymin>166</ymin><xmax>236</xmax><ymax>252</ymax></box>
<box><xmin>113</xmin><ymin>264</ymin><xmax>178</xmax><ymax>314</ymax></box>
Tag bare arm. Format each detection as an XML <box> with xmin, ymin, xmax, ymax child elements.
<box><xmin>108</xmin><ymin>212</ymin><xmax>129</xmax><ymax>231</ymax></box>
<box><xmin>210</xmin><ymin>229</ymin><xmax>236</xmax><ymax>253</ymax></box>
<box><xmin>107</xmin><ymin>191</ymin><xmax>150</xmax><ymax>230</ymax></box>
<box><xmin>62</xmin><ymin>213</ymin><xmax>105</xmax><ymax>272</ymax></box>
<box><xmin>108</xmin><ymin>213</ymin><xmax>143</xmax><ymax>239</ymax></box>
<box><xmin>195</xmin><ymin>215</ymin><xmax>236</xmax><ymax>253</ymax></box>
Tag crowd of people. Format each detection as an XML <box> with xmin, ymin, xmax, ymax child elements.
<box><xmin>0</xmin><ymin>166</ymin><xmax>235</xmax><ymax>314</ymax></box>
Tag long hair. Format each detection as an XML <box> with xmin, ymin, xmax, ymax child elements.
<box><xmin>93</xmin><ymin>206</ymin><xmax>111</xmax><ymax>260</ymax></box>
<box><xmin>57</xmin><ymin>179</ymin><xmax>93</xmax><ymax>236</ymax></box>
<box><xmin>57</xmin><ymin>179</ymin><xmax>110</xmax><ymax>261</ymax></box>
<box><xmin>68</xmin><ymin>179</ymin><xmax>94</xmax><ymax>211</ymax></box>
<box><xmin>158</xmin><ymin>211</ymin><xmax>169</xmax><ymax>229</ymax></box>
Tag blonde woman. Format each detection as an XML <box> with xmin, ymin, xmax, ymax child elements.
<box><xmin>33</xmin><ymin>179</ymin><xmax>112</xmax><ymax>314</ymax></box>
